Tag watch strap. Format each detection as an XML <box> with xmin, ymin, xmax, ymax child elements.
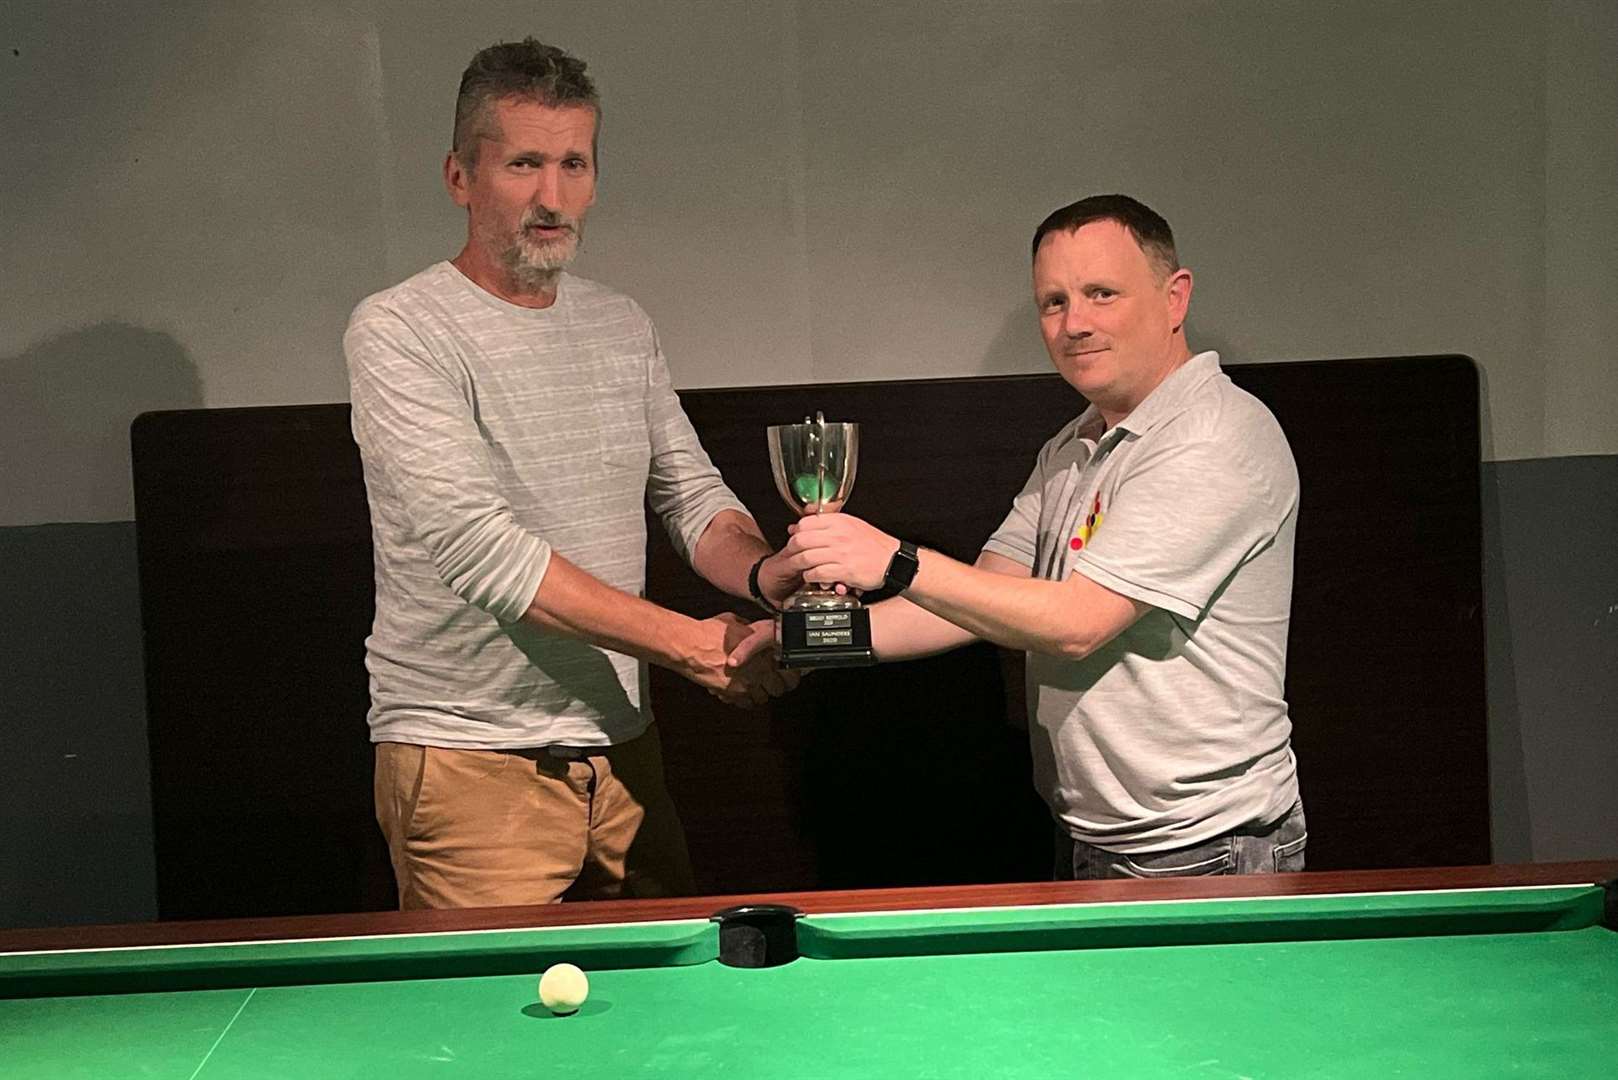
<box><xmin>883</xmin><ymin>540</ymin><xmax>920</xmax><ymax>592</ymax></box>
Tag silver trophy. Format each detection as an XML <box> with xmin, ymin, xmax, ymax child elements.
<box><xmin>766</xmin><ymin>413</ymin><xmax>874</xmax><ymax>667</ymax></box>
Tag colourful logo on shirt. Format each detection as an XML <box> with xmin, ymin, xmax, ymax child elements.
<box><xmin>1070</xmin><ymin>493</ymin><xmax>1104</xmax><ymax>551</ymax></box>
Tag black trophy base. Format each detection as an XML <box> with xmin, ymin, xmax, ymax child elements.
<box><xmin>778</xmin><ymin>605</ymin><xmax>875</xmax><ymax>668</ymax></box>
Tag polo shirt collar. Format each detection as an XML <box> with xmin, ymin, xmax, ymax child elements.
<box><xmin>1110</xmin><ymin>350</ymin><xmax>1223</xmax><ymax>440</ymax></box>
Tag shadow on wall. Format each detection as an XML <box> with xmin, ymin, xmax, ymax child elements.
<box><xmin>1472</xmin><ymin>362</ymin><xmax>1530</xmax><ymax>861</ymax></box>
<box><xmin>0</xmin><ymin>323</ymin><xmax>203</xmax><ymax>523</ymax></box>
<box><xmin>1481</xmin><ymin>463</ymin><xmax>1533</xmax><ymax>862</ymax></box>
<box><xmin>0</xmin><ymin>324</ymin><xmax>200</xmax><ymax>927</ymax></box>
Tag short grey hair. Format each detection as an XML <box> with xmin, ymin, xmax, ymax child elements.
<box><xmin>452</xmin><ymin>37</ymin><xmax>601</xmax><ymax>169</ymax></box>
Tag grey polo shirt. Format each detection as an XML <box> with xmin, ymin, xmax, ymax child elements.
<box><xmin>983</xmin><ymin>351</ymin><xmax>1301</xmax><ymax>853</ymax></box>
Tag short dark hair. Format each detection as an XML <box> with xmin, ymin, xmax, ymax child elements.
<box><xmin>1030</xmin><ymin>194</ymin><xmax>1179</xmax><ymax>278</ymax></box>
<box><xmin>453</xmin><ymin>38</ymin><xmax>600</xmax><ymax>168</ymax></box>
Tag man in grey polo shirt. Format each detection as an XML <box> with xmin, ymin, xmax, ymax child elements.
<box><xmin>782</xmin><ymin>195</ymin><xmax>1305</xmax><ymax>878</ymax></box>
<box><xmin>344</xmin><ymin>38</ymin><xmax>799</xmax><ymax>908</ymax></box>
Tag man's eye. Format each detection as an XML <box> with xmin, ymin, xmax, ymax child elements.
<box><xmin>1040</xmin><ymin>296</ymin><xmax>1064</xmax><ymax>312</ymax></box>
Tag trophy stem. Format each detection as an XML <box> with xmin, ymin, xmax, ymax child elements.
<box><xmin>814</xmin><ymin>433</ymin><xmax>827</xmax><ymax>516</ymax></box>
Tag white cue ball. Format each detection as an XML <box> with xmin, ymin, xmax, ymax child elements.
<box><xmin>538</xmin><ymin>963</ymin><xmax>589</xmax><ymax>1015</ymax></box>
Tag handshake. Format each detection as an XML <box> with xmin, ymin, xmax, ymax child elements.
<box><xmin>684</xmin><ymin>512</ymin><xmax>903</xmax><ymax>709</ymax></box>
<box><xmin>684</xmin><ymin>546</ymin><xmax>802</xmax><ymax>710</ymax></box>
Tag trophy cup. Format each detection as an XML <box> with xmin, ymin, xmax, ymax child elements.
<box><xmin>767</xmin><ymin>413</ymin><xmax>875</xmax><ymax>667</ymax></box>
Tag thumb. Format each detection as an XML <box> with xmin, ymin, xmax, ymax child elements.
<box><xmin>726</xmin><ymin>625</ymin><xmax>774</xmax><ymax>668</ymax></box>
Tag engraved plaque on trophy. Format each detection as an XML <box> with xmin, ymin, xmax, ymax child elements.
<box><xmin>767</xmin><ymin>413</ymin><xmax>875</xmax><ymax>668</ymax></box>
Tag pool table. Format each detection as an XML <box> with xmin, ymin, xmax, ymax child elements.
<box><xmin>3</xmin><ymin>863</ymin><xmax>1614</xmax><ymax>1079</ymax></box>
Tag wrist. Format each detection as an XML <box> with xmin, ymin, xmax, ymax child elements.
<box><xmin>882</xmin><ymin>540</ymin><xmax>920</xmax><ymax>593</ymax></box>
<box><xmin>656</xmin><ymin>613</ymin><xmax>712</xmax><ymax>679</ymax></box>
<box><xmin>748</xmin><ymin>553</ymin><xmax>780</xmax><ymax>613</ymax></box>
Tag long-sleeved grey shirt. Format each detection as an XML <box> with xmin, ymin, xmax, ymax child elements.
<box><xmin>344</xmin><ymin>263</ymin><xmax>746</xmax><ymax>748</ymax></box>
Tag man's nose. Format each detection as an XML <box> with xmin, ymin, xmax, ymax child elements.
<box><xmin>1062</xmin><ymin>307</ymin><xmax>1091</xmax><ymax>338</ymax></box>
<box><xmin>534</xmin><ymin>167</ymin><xmax>562</xmax><ymax>211</ymax></box>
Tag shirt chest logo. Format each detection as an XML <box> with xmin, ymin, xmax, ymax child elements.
<box><xmin>1070</xmin><ymin>493</ymin><xmax>1104</xmax><ymax>551</ymax></box>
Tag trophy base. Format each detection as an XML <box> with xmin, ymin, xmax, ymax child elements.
<box><xmin>777</xmin><ymin>606</ymin><xmax>874</xmax><ymax>668</ymax></box>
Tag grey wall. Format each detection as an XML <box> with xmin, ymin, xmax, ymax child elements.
<box><xmin>1484</xmin><ymin>457</ymin><xmax>1618</xmax><ymax>863</ymax></box>
<box><xmin>6</xmin><ymin>0</ymin><xmax>1618</xmax><ymax>526</ymax></box>
<box><xmin>2</xmin><ymin>1</ymin><xmax>1614</xmax><ymax>926</ymax></box>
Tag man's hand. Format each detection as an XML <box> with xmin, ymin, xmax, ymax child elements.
<box><xmin>684</xmin><ymin>613</ymin><xmax>797</xmax><ymax>708</ymax></box>
<box><xmin>781</xmin><ymin>514</ymin><xmax>898</xmax><ymax>593</ymax></box>
<box><xmin>725</xmin><ymin>617</ymin><xmax>802</xmax><ymax>699</ymax></box>
<box><xmin>753</xmin><ymin>549</ymin><xmax>804</xmax><ymax>610</ymax></box>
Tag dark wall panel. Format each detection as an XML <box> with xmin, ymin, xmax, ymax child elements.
<box><xmin>130</xmin><ymin>356</ymin><xmax>1488</xmax><ymax>920</ymax></box>
<box><xmin>0</xmin><ymin>523</ymin><xmax>156</xmax><ymax>928</ymax></box>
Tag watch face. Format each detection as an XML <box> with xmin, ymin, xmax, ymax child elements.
<box><xmin>886</xmin><ymin>543</ymin><xmax>919</xmax><ymax>590</ymax></box>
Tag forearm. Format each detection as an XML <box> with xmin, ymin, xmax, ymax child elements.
<box><xmin>780</xmin><ymin>514</ymin><xmax>1106</xmax><ymax>659</ymax></box>
<box><xmin>905</xmin><ymin>549</ymin><xmax>1138</xmax><ymax>660</ymax></box>
<box><xmin>688</xmin><ymin>509</ymin><xmax>773</xmax><ymax>600</ymax></box>
<box><xmin>522</xmin><ymin>552</ymin><xmax>713</xmax><ymax>675</ymax></box>
<box><xmin>869</xmin><ymin>594</ymin><xmax>980</xmax><ymax>661</ymax></box>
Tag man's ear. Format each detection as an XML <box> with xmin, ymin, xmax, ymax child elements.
<box><xmin>1165</xmin><ymin>267</ymin><xmax>1194</xmax><ymax>331</ymax></box>
<box><xmin>444</xmin><ymin>151</ymin><xmax>471</xmax><ymax>208</ymax></box>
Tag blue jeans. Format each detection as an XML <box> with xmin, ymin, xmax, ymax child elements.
<box><xmin>1053</xmin><ymin>800</ymin><xmax>1307</xmax><ymax>880</ymax></box>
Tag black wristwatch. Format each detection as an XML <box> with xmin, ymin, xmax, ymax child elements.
<box><xmin>883</xmin><ymin>541</ymin><xmax>920</xmax><ymax>593</ymax></box>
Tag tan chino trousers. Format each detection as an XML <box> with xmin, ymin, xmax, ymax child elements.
<box><xmin>374</xmin><ymin>725</ymin><xmax>695</xmax><ymax>909</ymax></box>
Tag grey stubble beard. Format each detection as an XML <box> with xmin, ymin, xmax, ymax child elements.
<box><xmin>498</xmin><ymin>209</ymin><xmax>585</xmax><ymax>294</ymax></box>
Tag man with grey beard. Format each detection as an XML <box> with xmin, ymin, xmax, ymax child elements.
<box><xmin>344</xmin><ymin>38</ymin><xmax>798</xmax><ymax>909</ymax></box>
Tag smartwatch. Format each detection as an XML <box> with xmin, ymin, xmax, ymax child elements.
<box><xmin>883</xmin><ymin>541</ymin><xmax>920</xmax><ymax>593</ymax></box>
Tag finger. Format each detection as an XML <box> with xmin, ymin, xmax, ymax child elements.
<box><xmin>791</xmin><ymin>514</ymin><xmax>836</xmax><ymax>535</ymax></box>
<box><xmin>778</xmin><ymin>551</ymin><xmax>832</xmax><ymax>579</ymax></box>
<box><xmin>782</xmin><ymin>532</ymin><xmax>836</xmax><ymax>556</ymax></box>
<box><xmin>727</xmin><ymin>628</ymin><xmax>775</xmax><ymax>668</ymax></box>
<box><xmin>802</xmin><ymin>564</ymin><xmax>849</xmax><ymax>585</ymax></box>
<box><xmin>790</xmin><ymin>548</ymin><xmax>839</xmax><ymax>572</ymax></box>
